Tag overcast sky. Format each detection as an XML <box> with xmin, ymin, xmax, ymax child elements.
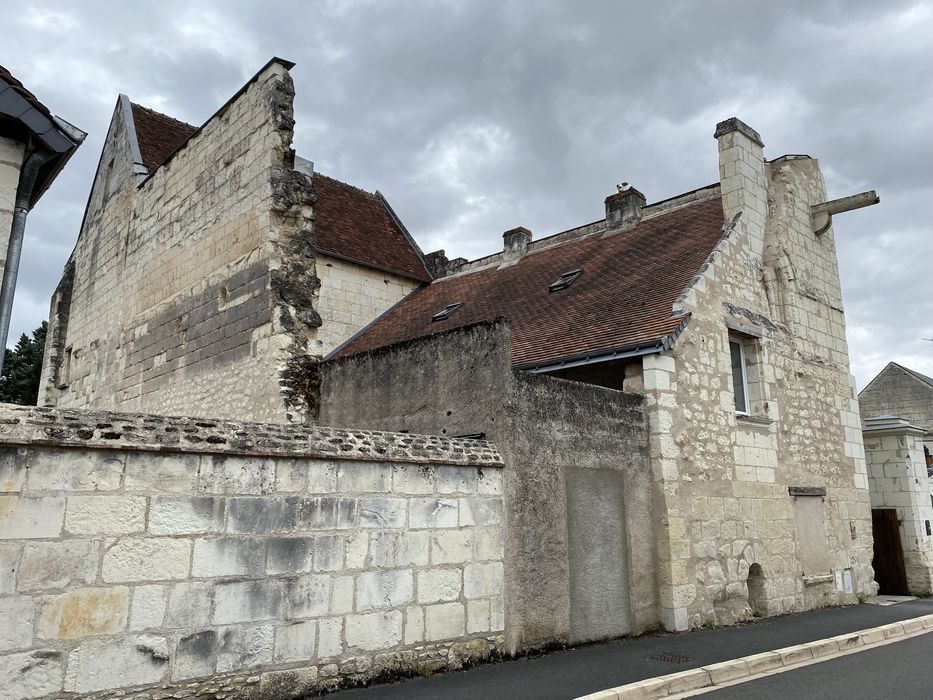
<box><xmin>2</xmin><ymin>0</ymin><xmax>931</xmax><ymax>389</ymax></box>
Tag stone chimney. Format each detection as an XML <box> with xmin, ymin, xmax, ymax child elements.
<box><xmin>502</xmin><ymin>226</ymin><xmax>532</xmax><ymax>261</ymax></box>
<box><xmin>714</xmin><ymin>117</ymin><xmax>768</xmax><ymax>257</ymax></box>
<box><xmin>424</xmin><ymin>250</ymin><xmax>467</xmax><ymax>279</ymax></box>
<box><xmin>605</xmin><ymin>184</ymin><xmax>646</xmax><ymax>230</ymax></box>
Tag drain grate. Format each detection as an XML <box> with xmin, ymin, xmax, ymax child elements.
<box><xmin>648</xmin><ymin>652</ymin><xmax>694</xmax><ymax>664</ymax></box>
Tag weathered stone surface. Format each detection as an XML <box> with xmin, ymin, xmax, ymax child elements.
<box><xmin>149</xmin><ymin>496</ymin><xmax>225</xmax><ymax>535</ymax></box>
<box><xmin>130</xmin><ymin>584</ymin><xmax>168</xmax><ymax>631</ymax></box>
<box><xmin>36</xmin><ymin>587</ymin><xmax>129</xmax><ymax>640</ymax></box>
<box><xmin>64</xmin><ymin>635</ymin><xmax>170</xmax><ymax>692</ymax></box>
<box><xmin>193</xmin><ymin>537</ymin><xmax>266</xmax><ymax>577</ymax></box>
<box><xmin>405</xmin><ymin>604</ymin><xmax>424</xmax><ymax>644</ymax></box>
<box><xmin>65</xmin><ymin>495</ymin><xmax>146</xmax><ymax>534</ymax></box>
<box><xmin>0</xmin><ymin>649</ymin><xmax>64</xmax><ymax>700</ymax></box>
<box><xmin>0</xmin><ymin>595</ymin><xmax>35</xmax><ymax>651</ymax></box>
<box><xmin>417</xmin><ymin>568</ymin><xmax>462</xmax><ymax>603</ymax></box>
<box><xmin>165</xmin><ymin>582</ymin><xmax>213</xmax><ymax>628</ymax></box>
<box><xmin>464</xmin><ymin>562</ymin><xmax>504</xmax><ymax>599</ymax></box>
<box><xmin>312</xmin><ymin>534</ymin><xmax>345</xmax><ymax>571</ymax></box>
<box><xmin>331</xmin><ymin>575</ymin><xmax>354</xmax><ymax>614</ymax></box>
<box><xmin>0</xmin><ymin>496</ymin><xmax>64</xmax><ymax>539</ymax></box>
<box><xmin>0</xmin><ymin>446</ymin><xmax>26</xmax><ymax>492</ymax></box>
<box><xmin>267</xmin><ymin>536</ymin><xmax>315</xmax><ymax>574</ymax></box>
<box><xmin>357</xmin><ymin>569</ymin><xmax>413</xmax><ymax>611</ymax></box>
<box><xmin>216</xmin><ymin>624</ymin><xmax>274</xmax><ymax>672</ymax></box>
<box><xmin>431</xmin><ymin>530</ymin><xmax>473</xmax><ymax>565</ymax></box>
<box><xmin>318</xmin><ymin>616</ymin><xmax>343</xmax><ymax>657</ymax></box>
<box><xmin>124</xmin><ymin>453</ymin><xmax>199</xmax><ymax>492</ymax></box>
<box><xmin>174</xmin><ymin>629</ymin><xmax>217</xmax><ymax>679</ymax></box>
<box><xmin>409</xmin><ymin>497</ymin><xmax>458</xmax><ymax>529</ymax></box>
<box><xmin>360</xmin><ymin>497</ymin><xmax>407</xmax><ymax>529</ymax></box>
<box><xmin>337</xmin><ymin>462</ymin><xmax>392</xmax><ymax>493</ymax></box>
<box><xmin>459</xmin><ymin>498</ymin><xmax>503</xmax><ymax>526</ymax></box>
<box><xmin>0</xmin><ymin>541</ymin><xmax>21</xmax><ymax>593</ymax></box>
<box><xmin>17</xmin><ymin>539</ymin><xmax>98</xmax><ymax>590</ymax></box>
<box><xmin>285</xmin><ymin>575</ymin><xmax>331</xmax><ymax>618</ymax></box>
<box><xmin>200</xmin><ymin>455</ymin><xmax>275</xmax><ymax>495</ymax></box>
<box><xmin>424</xmin><ymin>602</ymin><xmax>465</xmax><ymax>641</ymax></box>
<box><xmin>214</xmin><ymin>580</ymin><xmax>284</xmax><ymax>624</ymax></box>
<box><xmin>345</xmin><ymin>611</ymin><xmax>402</xmax><ymax>650</ymax></box>
<box><xmin>26</xmin><ymin>450</ymin><xmax>122</xmax><ymax>491</ymax></box>
<box><xmin>274</xmin><ymin>620</ymin><xmax>317</xmax><ymax>662</ymax></box>
<box><xmin>102</xmin><ymin>538</ymin><xmax>191</xmax><ymax>582</ymax></box>
<box><xmin>370</xmin><ymin>530</ymin><xmax>431</xmax><ymax>568</ymax></box>
<box><xmin>260</xmin><ymin>666</ymin><xmax>320</xmax><ymax>700</ymax></box>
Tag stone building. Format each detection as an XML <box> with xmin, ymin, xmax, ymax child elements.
<box><xmin>37</xmin><ymin>58</ymin><xmax>429</xmax><ymax>421</ymax></box>
<box><xmin>320</xmin><ymin>118</ymin><xmax>878</xmax><ymax>633</ymax></box>
<box><xmin>35</xmin><ymin>57</ymin><xmax>878</xmax><ymax>649</ymax></box>
<box><xmin>0</xmin><ymin>65</ymin><xmax>84</xmax><ymax>344</ymax></box>
<box><xmin>859</xmin><ymin>362</ymin><xmax>933</xmax><ymax>460</ymax></box>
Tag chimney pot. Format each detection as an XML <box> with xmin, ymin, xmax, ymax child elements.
<box><xmin>502</xmin><ymin>226</ymin><xmax>532</xmax><ymax>259</ymax></box>
<box><xmin>605</xmin><ymin>186</ymin><xmax>646</xmax><ymax>229</ymax></box>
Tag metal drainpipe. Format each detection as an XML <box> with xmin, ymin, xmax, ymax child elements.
<box><xmin>0</xmin><ymin>146</ymin><xmax>55</xmax><ymax>378</ymax></box>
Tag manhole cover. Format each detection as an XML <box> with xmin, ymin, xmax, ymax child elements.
<box><xmin>648</xmin><ymin>652</ymin><xmax>694</xmax><ymax>664</ymax></box>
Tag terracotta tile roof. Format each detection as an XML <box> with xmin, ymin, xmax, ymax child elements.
<box><xmin>332</xmin><ymin>195</ymin><xmax>726</xmax><ymax>368</ymax></box>
<box><xmin>0</xmin><ymin>64</ymin><xmax>54</xmax><ymax>121</ymax></box>
<box><xmin>312</xmin><ymin>172</ymin><xmax>431</xmax><ymax>282</ymax></box>
<box><xmin>130</xmin><ymin>103</ymin><xmax>198</xmax><ymax>172</ymax></box>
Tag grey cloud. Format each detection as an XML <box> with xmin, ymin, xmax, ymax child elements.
<box><xmin>1</xmin><ymin>0</ymin><xmax>930</xmax><ymax>388</ymax></box>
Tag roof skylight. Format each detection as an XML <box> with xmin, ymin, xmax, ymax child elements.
<box><xmin>431</xmin><ymin>302</ymin><xmax>463</xmax><ymax>322</ymax></box>
<box><xmin>548</xmin><ymin>268</ymin><xmax>583</xmax><ymax>293</ymax></box>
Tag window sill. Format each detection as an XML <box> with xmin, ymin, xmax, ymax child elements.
<box><xmin>735</xmin><ymin>414</ymin><xmax>773</xmax><ymax>428</ymax></box>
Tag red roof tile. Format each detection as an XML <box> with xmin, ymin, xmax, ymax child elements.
<box><xmin>312</xmin><ymin>172</ymin><xmax>431</xmax><ymax>282</ymax></box>
<box><xmin>130</xmin><ymin>103</ymin><xmax>198</xmax><ymax>172</ymax></box>
<box><xmin>332</xmin><ymin>196</ymin><xmax>726</xmax><ymax>368</ymax></box>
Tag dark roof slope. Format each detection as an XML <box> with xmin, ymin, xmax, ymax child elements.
<box><xmin>130</xmin><ymin>103</ymin><xmax>198</xmax><ymax>172</ymax></box>
<box><xmin>0</xmin><ymin>64</ymin><xmax>54</xmax><ymax>121</ymax></box>
<box><xmin>332</xmin><ymin>196</ymin><xmax>726</xmax><ymax>368</ymax></box>
<box><xmin>312</xmin><ymin>172</ymin><xmax>431</xmax><ymax>282</ymax></box>
<box><xmin>893</xmin><ymin>362</ymin><xmax>933</xmax><ymax>389</ymax></box>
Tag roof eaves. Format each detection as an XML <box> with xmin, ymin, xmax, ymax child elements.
<box><xmin>516</xmin><ymin>337</ymin><xmax>667</xmax><ymax>374</ymax></box>
<box><xmin>375</xmin><ymin>190</ymin><xmax>433</xmax><ymax>281</ymax></box>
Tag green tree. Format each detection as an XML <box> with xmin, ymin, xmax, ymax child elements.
<box><xmin>0</xmin><ymin>321</ymin><xmax>47</xmax><ymax>405</ymax></box>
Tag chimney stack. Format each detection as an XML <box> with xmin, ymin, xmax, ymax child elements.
<box><xmin>605</xmin><ymin>183</ymin><xmax>646</xmax><ymax>230</ymax></box>
<box><xmin>502</xmin><ymin>226</ymin><xmax>532</xmax><ymax>260</ymax></box>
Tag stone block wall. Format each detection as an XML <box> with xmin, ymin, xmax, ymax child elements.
<box><xmin>642</xmin><ymin>124</ymin><xmax>874</xmax><ymax>631</ymax></box>
<box><xmin>314</xmin><ymin>255</ymin><xmax>420</xmax><ymax>356</ymax></box>
<box><xmin>863</xmin><ymin>416</ymin><xmax>933</xmax><ymax>594</ymax></box>
<box><xmin>38</xmin><ymin>61</ymin><xmax>319</xmax><ymax>423</ymax></box>
<box><xmin>859</xmin><ymin>363</ymin><xmax>933</xmax><ymax>432</ymax></box>
<box><xmin>0</xmin><ymin>405</ymin><xmax>505</xmax><ymax>700</ymax></box>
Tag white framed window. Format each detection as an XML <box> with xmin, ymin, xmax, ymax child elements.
<box><xmin>729</xmin><ymin>339</ymin><xmax>749</xmax><ymax>415</ymax></box>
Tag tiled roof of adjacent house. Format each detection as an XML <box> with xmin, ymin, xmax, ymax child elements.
<box><xmin>312</xmin><ymin>173</ymin><xmax>431</xmax><ymax>282</ymax></box>
<box><xmin>130</xmin><ymin>103</ymin><xmax>198</xmax><ymax>172</ymax></box>
<box><xmin>331</xmin><ymin>195</ymin><xmax>727</xmax><ymax>369</ymax></box>
<box><xmin>127</xmin><ymin>103</ymin><xmax>429</xmax><ymax>282</ymax></box>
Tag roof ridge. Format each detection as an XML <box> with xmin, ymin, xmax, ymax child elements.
<box><xmin>893</xmin><ymin>361</ymin><xmax>933</xmax><ymax>388</ymax></box>
<box><xmin>314</xmin><ymin>171</ymin><xmax>380</xmax><ymax>199</ymax></box>
<box><xmin>443</xmin><ymin>194</ymin><xmax>720</xmax><ymax>280</ymax></box>
<box><xmin>129</xmin><ymin>101</ymin><xmax>197</xmax><ymax>131</ymax></box>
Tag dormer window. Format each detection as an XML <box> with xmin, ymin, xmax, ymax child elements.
<box><xmin>548</xmin><ymin>269</ymin><xmax>582</xmax><ymax>293</ymax></box>
<box><xmin>431</xmin><ymin>302</ymin><xmax>463</xmax><ymax>322</ymax></box>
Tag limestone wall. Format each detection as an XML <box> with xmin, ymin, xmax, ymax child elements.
<box><xmin>0</xmin><ymin>405</ymin><xmax>505</xmax><ymax>700</ymax></box>
<box><xmin>644</xmin><ymin>125</ymin><xmax>874</xmax><ymax>631</ymax></box>
<box><xmin>38</xmin><ymin>61</ymin><xmax>313</xmax><ymax>423</ymax></box>
<box><xmin>319</xmin><ymin>321</ymin><xmax>654</xmax><ymax>652</ymax></box>
<box><xmin>859</xmin><ymin>364</ymin><xmax>933</xmax><ymax>432</ymax></box>
<box><xmin>0</xmin><ymin>136</ymin><xmax>25</xmax><ymax>286</ymax></box>
<box><xmin>863</xmin><ymin>417</ymin><xmax>933</xmax><ymax>594</ymax></box>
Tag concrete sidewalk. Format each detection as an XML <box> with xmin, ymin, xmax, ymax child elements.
<box><xmin>326</xmin><ymin>598</ymin><xmax>933</xmax><ymax>700</ymax></box>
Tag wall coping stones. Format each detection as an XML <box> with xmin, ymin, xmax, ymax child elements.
<box><xmin>0</xmin><ymin>404</ymin><xmax>504</xmax><ymax>467</ymax></box>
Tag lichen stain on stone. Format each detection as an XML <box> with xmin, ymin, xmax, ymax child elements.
<box><xmin>38</xmin><ymin>587</ymin><xmax>129</xmax><ymax>640</ymax></box>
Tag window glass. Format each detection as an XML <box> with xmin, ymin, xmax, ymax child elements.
<box><xmin>730</xmin><ymin>340</ymin><xmax>747</xmax><ymax>413</ymax></box>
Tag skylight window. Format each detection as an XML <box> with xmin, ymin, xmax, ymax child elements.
<box><xmin>548</xmin><ymin>268</ymin><xmax>583</xmax><ymax>293</ymax></box>
<box><xmin>431</xmin><ymin>302</ymin><xmax>463</xmax><ymax>322</ymax></box>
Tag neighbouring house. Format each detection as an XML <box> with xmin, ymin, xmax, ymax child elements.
<box><xmin>859</xmin><ymin>362</ymin><xmax>933</xmax><ymax>463</ymax></box>
<box><xmin>37</xmin><ymin>58</ymin><xmax>429</xmax><ymax>421</ymax></box>
<box><xmin>14</xmin><ymin>57</ymin><xmax>882</xmax><ymax>697</ymax></box>
<box><xmin>0</xmin><ymin>65</ymin><xmax>84</xmax><ymax>350</ymax></box>
<box><xmin>857</xmin><ymin>363</ymin><xmax>933</xmax><ymax>595</ymax></box>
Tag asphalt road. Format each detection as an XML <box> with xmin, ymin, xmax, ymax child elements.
<box><xmin>322</xmin><ymin>599</ymin><xmax>933</xmax><ymax>700</ymax></box>
<box><xmin>705</xmin><ymin>630</ymin><xmax>933</xmax><ymax>699</ymax></box>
